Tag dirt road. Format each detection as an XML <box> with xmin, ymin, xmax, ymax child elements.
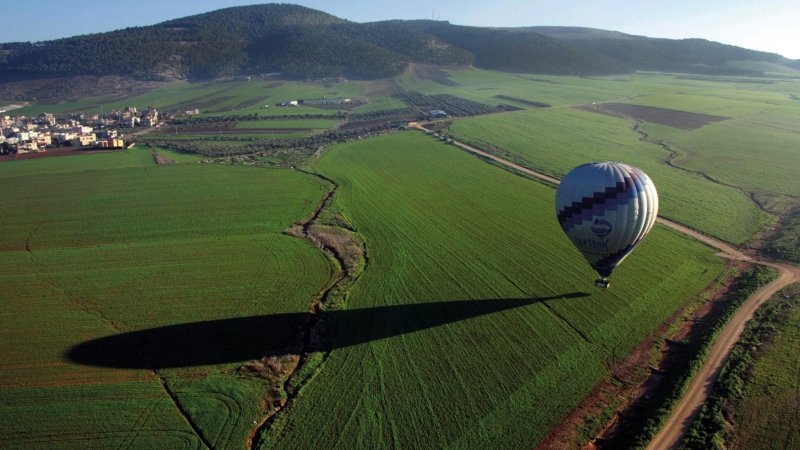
<box><xmin>410</xmin><ymin>122</ymin><xmax>800</xmax><ymax>450</ymax></box>
<box><xmin>646</xmin><ymin>262</ymin><xmax>798</xmax><ymax>450</ymax></box>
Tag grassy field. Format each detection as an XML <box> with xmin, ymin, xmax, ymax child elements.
<box><xmin>405</xmin><ymin>69</ymin><xmax>798</xmax><ymax>243</ymax></box>
<box><xmin>0</xmin><ymin>146</ymin><xmax>205</xmax><ymax>178</ymax></box>
<box><xmin>647</xmin><ymin>120</ymin><xmax>800</xmax><ymax>197</ymax></box>
<box><xmin>405</xmin><ymin>69</ymin><xmax>799</xmax><ymax>205</ymax></box>
<box><xmin>732</xmin><ymin>287</ymin><xmax>800</xmax><ymax>450</ymax></box>
<box><xmin>396</xmin><ymin>68</ymin><xmax>725</xmax><ymax>108</ymax></box>
<box><xmin>450</xmin><ymin>107</ymin><xmax>765</xmax><ymax>244</ymax></box>
<box><xmin>0</xmin><ymin>147</ymin><xmax>158</xmax><ymax>178</ymax></box>
<box><xmin>351</xmin><ymin>95</ymin><xmax>407</xmax><ymax>113</ymax></box>
<box><xmin>0</xmin><ymin>159</ymin><xmax>333</xmax><ymax>448</ymax></box>
<box><xmin>11</xmin><ymin>68</ymin><xmax>800</xmax><ymax>121</ymax></box>
<box><xmin>607</xmin><ymin>81</ymin><xmax>800</xmax><ymax>199</ymax></box>
<box><xmin>3</xmin><ymin>68</ymin><xmax>796</xmax><ymax>448</ymax></box>
<box><xmin>12</xmin><ymin>79</ymin><xmax>363</xmax><ymax>117</ymax></box>
<box><xmin>639</xmin><ymin>110</ymin><xmax>800</xmax><ymax>198</ymax></box>
<box><xmin>149</xmin><ymin>146</ymin><xmax>208</xmax><ymax>163</ymax></box>
<box><xmin>267</xmin><ymin>132</ymin><xmax>723</xmax><ymax>448</ymax></box>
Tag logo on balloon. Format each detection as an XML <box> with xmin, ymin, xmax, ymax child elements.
<box><xmin>591</xmin><ymin>218</ymin><xmax>613</xmax><ymax>237</ymax></box>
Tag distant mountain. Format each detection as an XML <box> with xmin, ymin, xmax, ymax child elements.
<box><xmin>521</xmin><ymin>26</ymin><xmax>634</xmax><ymax>41</ymax></box>
<box><xmin>784</xmin><ymin>59</ymin><xmax>800</xmax><ymax>70</ymax></box>
<box><xmin>531</xmin><ymin>27</ymin><xmax>787</xmax><ymax>75</ymax></box>
<box><xmin>0</xmin><ymin>4</ymin><xmax>471</xmax><ymax>81</ymax></box>
<box><xmin>402</xmin><ymin>21</ymin><xmax>632</xmax><ymax>75</ymax></box>
<box><xmin>0</xmin><ymin>5</ymin><xmax>794</xmax><ymax>81</ymax></box>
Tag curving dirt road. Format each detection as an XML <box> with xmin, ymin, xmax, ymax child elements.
<box><xmin>646</xmin><ymin>260</ymin><xmax>798</xmax><ymax>450</ymax></box>
<box><xmin>410</xmin><ymin>122</ymin><xmax>800</xmax><ymax>450</ymax></box>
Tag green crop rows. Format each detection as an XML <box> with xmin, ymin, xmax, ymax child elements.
<box><xmin>450</xmin><ymin>107</ymin><xmax>767</xmax><ymax>244</ymax></box>
<box><xmin>268</xmin><ymin>132</ymin><xmax>722</xmax><ymax>448</ymax></box>
<box><xmin>3</xmin><ymin>68</ymin><xmax>798</xmax><ymax>449</ymax></box>
<box><xmin>0</xmin><ymin>147</ymin><xmax>158</xmax><ymax>179</ymax></box>
<box><xmin>0</xmin><ymin>159</ymin><xmax>333</xmax><ymax>448</ymax></box>
<box><xmin>13</xmin><ymin>79</ymin><xmax>363</xmax><ymax>117</ymax></box>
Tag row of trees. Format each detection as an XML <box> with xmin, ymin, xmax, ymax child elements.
<box><xmin>152</xmin><ymin>119</ymin><xmax>406</xmax><ymax>158</ymax></box>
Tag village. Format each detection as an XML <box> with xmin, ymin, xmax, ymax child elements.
<box><xmin>0</xmin><ymin>96</ymin><xmax>366</xmax><ymax>156</ymax></box>
<box><xmin>0</xmin><ymin>106</ymin><xmax>171</xmax><ymax>155</ymax></box>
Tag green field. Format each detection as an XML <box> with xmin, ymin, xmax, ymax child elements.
<box><xmin>605</xmin><ymin>84</ymin><xmax>800</xmax><ymax>199</ymax></box>
<box><xmin>649</xmin><ymin>120</ymin><xmax>800</xmax><ymax>197</ymax></box>
<box><xmin>733</xmin><ymin>289</ymin><xmax>800</xmax><ymax>450</ymax></box>
<box><xmin>351</xmin><ymin>95</ymin><xmax>408</xmax><ymax>113</ymax></box>
<box><xmin>149</xmin><ymin>146</ymin><xmax>208</xmax><ymax>163</ymax></box>
<box><xmin>450</xmin><ymin>107</ymin><xmax>766</xmax><ymax>244</ymax></box>
<box><xmin>397</xmin><ymin>68</ymin><xmax>706</xmax><ymax>108</ymax></box>
<box><xmin>12</xmin><ymin>79</ymin><xmax>363</xmax><ymax>118</ymax></box>
<box><xmin>0</xmin><ymin>160</ymin><xmax>333</xmax><ymax>448</ymax></box>
<box><xmin>0</xmin><ymin>148</ymin><xmax>157</xmax><ymax>178</ymax></box>
<box><xmin>3</xmin><ymin>68</ymin><xmax>798</xmax><ymax>448</ymax></box>
<box><xmin>0</xmin><ymin>146</ymin><xmax>205</xmax><ymax>179</ymax></box>
<box><xmin>640</xmin><ymin>111</ymin><xmax>800</xmax><ymax>198</ymax></box>
<box><xmin>268</xmin><ymin>132</ymin><xmax>722</xmax><ymax>448</ymax></box>
<box><xmin>405</xmin><ymin>69</ymin><xmax>800</xmax><ymax>228</ymax></box>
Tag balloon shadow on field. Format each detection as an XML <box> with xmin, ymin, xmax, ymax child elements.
<box><xmin>65</xmin><ymin>292</ymin><xmax>590</xmax><ymax>369</ymax></box>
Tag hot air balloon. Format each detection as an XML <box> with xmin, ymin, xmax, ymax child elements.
<box><xmin>555</xmin><ymin>162</ymin><xmax>658</xmax><ymax>288</ymax></box>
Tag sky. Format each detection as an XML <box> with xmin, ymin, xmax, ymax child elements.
<box><xmin>1</xmin><ymin>0</ymin><xmax>798</xmax><ymax>59</ymax></box>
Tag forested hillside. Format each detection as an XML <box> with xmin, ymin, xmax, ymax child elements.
<box><xmin>0</xmin><ymin>4</ymin><xmax>795</xmax><ymax>81</ymax></box>
<box><xmin>532</xmin><ymin>27</ymin><xmax>788</xmax><ymax>75</ymax></box>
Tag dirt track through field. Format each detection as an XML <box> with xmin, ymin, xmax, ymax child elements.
<box><xmin>410</xmin><ymin>122</ymin><xmax>800</xmax><ymax>450</ymax></box>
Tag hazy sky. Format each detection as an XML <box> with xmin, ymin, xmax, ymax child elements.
<box><xmin>2</xmin><ymin>0</ymin><xmax>798</xmax><ymax>59</ymax></box>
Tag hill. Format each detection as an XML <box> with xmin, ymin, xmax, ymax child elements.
<box><xmin>0</xmin><ymin>4</ymin><xmax>469</xmax><ymax>81</ymax></box>
<box><xmin>531</xmin><ymin>26</ymin><xmax>789</xmax><ymax>75</ymax></box>
<box><xmin>402</xmin><ymin>21</ymin><xmax>632</xmax><ymax>75</ymax></box>
<box><xmin>0</xmin><ymin>5</ymin><xmax>795</xmax><ymax>81</ymax></box>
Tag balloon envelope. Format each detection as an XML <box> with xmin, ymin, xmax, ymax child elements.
<box><xmin>555</xmin><ymin>162</ymin><xmax>658</xmax><ymax>279</ymax></box>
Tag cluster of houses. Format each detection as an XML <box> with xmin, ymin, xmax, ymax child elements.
<box><xmin>0</xmin><ymin>106</ymin><xmax>162</xmax><ymax>154</ymax></box>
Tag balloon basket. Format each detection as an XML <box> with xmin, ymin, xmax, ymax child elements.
<box><xmin>595</xmin><ymin>278</ymin><xmax>610</xmax><ymax>289</ymax></box>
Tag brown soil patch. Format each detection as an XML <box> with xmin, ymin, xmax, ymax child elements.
<box><xmin>579</xmin><ymin>103</ymin><xmax>728</xmax><ymax>129</ymax></box>
<box><xmin>0</xmin><ymin>148</ymin><xmax>122</xmax><ymax>162</ymax></box>
<box><xmin>363</xmin><ymin>79</ymin><xmax>402</xmax><ymax>96</ymax></box>
<box><xmin>179</xmin><ymin>128</ymin><xmax>313</xmax><ymax>135</ymax></box>
<box><xmin>597</xmin><ymin>261</ymin><xmax>752</xmax><ymax>449</ymax></box>
<box><xmin>174</xmin><ymin>122</ymin><xmax>314</xmax><ymax>135</ymax></box>
<box><xmin>340</xmin><ymin>116</ymin><xmax>415</xmax><ymax>130</ymax></box>
<box><xmin>494</xmin><ymin>95</ymin><xmax>551</xmax><ymax>108</ymax></box>
<box><xmin>153</xmin><ymin>153</ymin><xmax>175</xmax><ymax>165</ymax></box>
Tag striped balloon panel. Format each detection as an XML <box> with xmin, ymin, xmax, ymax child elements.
<box><xmin>555</xmin><ymin>162</ymin><xmax>658</xmax><ymax>277</ymax></box>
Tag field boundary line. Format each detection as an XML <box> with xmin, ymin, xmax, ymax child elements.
<box><xmin>153</xmin><ymin>376</ymin><xmax>213</xmax><ymax>449</ymax></box>
<box><xmin>249</xmin><ymin>167</ymin><xmax>370</xmax><ymax>449</ymax></box>
<box><xmin>27</xmin><ymin>244</ymin><xmax>212</xmax><ymax>447</ymax></box>
<box><xmin>409</xmin><ymin>122</ymin><xmax>800</xmax><ymax>450</ymax></box>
